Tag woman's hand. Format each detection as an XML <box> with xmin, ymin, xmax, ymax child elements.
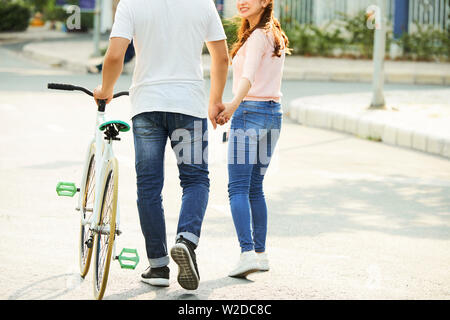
<box><xmin>93</xmin><ymin>85</ymin><xmax>113</xmax><ymax>105</ymax></box>
<box><xmin>216</xmin><ymin>102</ymin><xmax>238</xmax><ymax>126</ymax></box>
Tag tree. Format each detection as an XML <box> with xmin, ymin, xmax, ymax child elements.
<box><xmin>24</xmin><ymin>0</ymin><xmax>49</xmax><ymax>12</ymax></box>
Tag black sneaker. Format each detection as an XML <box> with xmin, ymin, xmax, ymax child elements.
<box><xmin>141</xmin><ymin>266</ymin><xmax>170</xmax><ymax>287</ymax></box>
<box><xmin>170</xmin><ymin>236</ymin><xmax>200</xmax><ymax>290</ymax></box>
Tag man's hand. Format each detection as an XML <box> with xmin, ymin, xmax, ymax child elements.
<box><xmin>216</xmin><ymin>101</ymin><xmax>238</xmax><ymax>126</ymax></box>
<box><xmin>93</xmin><ymin>85</ymin><xmax>113</xmax><ymax>105</ymax></box>
<box><xmin>208</xmin><ymin>102</ymin><xmax>225</xmax><ymax>129</ymax></box>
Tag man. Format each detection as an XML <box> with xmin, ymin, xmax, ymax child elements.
<box><xmin>93</xmin><ymin>0</ymin><xmax>229</xmax><ymax>290</ymax></box>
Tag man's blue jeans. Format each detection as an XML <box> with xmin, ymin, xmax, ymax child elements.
<box><xmin>228</xmin><ymin>101</ymin><xmax>282</xmax><ymax>253</ymax></box>
<box><xmin>132</xmin><ymin>112</ymin><xmax>209</xmax><ymax>268</ymax></box>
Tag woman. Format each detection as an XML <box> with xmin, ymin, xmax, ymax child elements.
<box><xmin>217</xmin><ymin>0</ymin><xmax>290</xmax><ymax>278</ymax></box>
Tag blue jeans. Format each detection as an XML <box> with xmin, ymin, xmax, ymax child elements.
<box><xmin>132</xmin><ymin>112</ymin><xmax>209</xmax><ymax>267</ymax></box>
<box><xmin>227</xmin><ymin>101</ymin><xmax>282</xmax><ymax>253</ymax></box>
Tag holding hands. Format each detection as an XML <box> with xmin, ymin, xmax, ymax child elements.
<box><xmin>216</xmin><ymin>101</ymin><xmax>239</xmax><ymax>126</ymax></box>
<box><xmin>208</xmin><ymin>101</ymin><xmax>238</xmax><ymax>128</ymax></box>
<box><xmin>214</xmin><ymin>78</ymin><xmax>252</xmax><ymax>127</ymax></box>
<box><xmin>209</xmin><ymin>78</ymin><xmax>252</xmax><ymax>128</ymax></box>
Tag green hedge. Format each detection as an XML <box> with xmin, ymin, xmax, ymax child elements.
<box><xmin>222</xmin><ymin>10</ymin><xmax>449</xmax><ymax>62</ymax></box>
<box><xmin>222</xmin><ymin>16</ymin><xmax>240</xmax><ymax>50</ymax></box>
<box><xmin>400</xmin><ymin>24</ymin><xmax>450</xmax><ymax>61</ymax></box>
<box><xmin>42</xmin><ymin>0</ymin><xmax>67</xmax><ymax>22</ymax></box>
<box><xmin>0</xmin><ymin>1</ymin><xmax>32</xmax><ymax>32</ymax></box>
<box><xmin>283</xmin><ymin>11</ymin><xmax>386</xmax><ymax>59</ymax></box>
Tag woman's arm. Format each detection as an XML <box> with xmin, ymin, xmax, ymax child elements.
<box><xmin>216</xmin><ymin>78</ymin><xmax>251</xmax><ymax>124</ymax></box>
<box><xmin>216</xmin><ymin>30</ymin><xmax>268</xmax><ymax>125</ymax></box>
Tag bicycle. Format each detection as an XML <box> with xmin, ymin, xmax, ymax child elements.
<box><xmin>49</xmin><ymin>83</ymin><xmax>139</xmax><ymax>300</ymax></box>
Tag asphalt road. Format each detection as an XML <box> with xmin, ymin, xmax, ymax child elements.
<box><xmin>0</xmin><ymin>44</ymin><xmax>449</xmax><ymax>300</ymax></box>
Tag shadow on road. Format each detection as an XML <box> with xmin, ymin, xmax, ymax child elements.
<box><xmin>8</xmin><ymin>273</ymin><xmax>83</xmax><ymax>300</ymax></box>
<box><xmin>266</xmin><ymin>174</ymin><xmax>450</xmax><ymax>240</ymax></box>
<box><xmin>104</xmin><ymin>277</ymin><xmax>254</xmax><ymax>300</ymax></box>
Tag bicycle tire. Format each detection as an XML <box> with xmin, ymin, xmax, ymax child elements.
<box><xmin>79</xmin><ymin>143</ymin><xmax>96</xmax><ymax>278</ymax></box>
<box><xmin>92</xmin><ymin>158</ymin><xmax>118</xmax><ymax>300</ymax></box>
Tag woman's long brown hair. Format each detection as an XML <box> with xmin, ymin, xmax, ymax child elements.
<box><xmin>230</xmin><ymin>0</ymin><xmax>291</xmax><ymax>59</ymax></box>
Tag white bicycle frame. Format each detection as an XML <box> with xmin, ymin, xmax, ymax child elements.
<box><xmin>77</xmin><ymin>110</ymin><xmax>121</xmax><ymax>258</ymax></box>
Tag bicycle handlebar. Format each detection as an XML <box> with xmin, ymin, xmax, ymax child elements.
<box><xmin>47</xmin><ymin>83</ymin><xmax>129</xmax><ymax>99</ymax></box>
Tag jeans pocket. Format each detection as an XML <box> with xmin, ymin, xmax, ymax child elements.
<box><xmin>133</xmin><ymin>124</ymin><xmax>156</xmax><ymax>136</ymax></box>
<box><xmin>132</xmin><ymin>114</ymin><xmax>157</xmax><ymax>136</ymax></box>
<box><xmin>231</xmin><ymin>114</ymin><xmax>244</xmax><ymax>130</ymax></box>
<box><xmin>273</xmin><ymin>113</ymin><xmax>282</xmax><ymax>130</ymax></box>
<box><xmin>243</xmin><ymin>110</ymin><xmax>266</xmax><ymax>129</ymax></box>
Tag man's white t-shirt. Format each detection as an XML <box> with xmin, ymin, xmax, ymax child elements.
<box><xmin>110</xmin><ymin>0</ymin><xmax>226</xmax><ymax>119</ymax></box>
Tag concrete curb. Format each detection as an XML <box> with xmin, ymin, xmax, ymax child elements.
<box><xmin>283</xmin><ymin>69</ymin><xmax>450</xmax><ymax>85</ymax></box>
<box><xmin>22</xmin><ymin>44</ymin><xmax>90</xmax><ymax>73</ymax></box>
<box><xmin>288</xmin><ymin>94</ymin><xmax>450</xmax><ymax>160</ymax></box>
<box><xmin>21</xmin><ymin>42</ymin><xmax>229</xmax><ymax>77</ymax></box>
<box><xmin>20</xmin><ymin>41</ymin><xmax>450</xmax><ymax>85</ymax></box>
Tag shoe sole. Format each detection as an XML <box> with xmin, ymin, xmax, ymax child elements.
<box><xmin>170</xmin><ymin>244</ymin><xmax>199</xmax><ymax>290</ymax></box>
<box><xmin>141</xmin><ymin>277</ymin><xmax>169</xmax><ymax>287</ymax></box>
<box><xmin>259</xmin><ymin>263</ymin><xmax>270</xmax><ymax>272</ymax></box>
<box><xmin>229</xmin><ymin>267</ymin><xmax>260</xmax><ymax>278</ymax></box>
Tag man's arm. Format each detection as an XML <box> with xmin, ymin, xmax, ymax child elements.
<box><xmin>93</xmin><ymin>37</ymin><xmax>130</xmax><ymax>104</ymax></box>
<box><xmin>205</xmin><ymin>39</ymin><xmax>229</xmax><ymax>129</ymax></box>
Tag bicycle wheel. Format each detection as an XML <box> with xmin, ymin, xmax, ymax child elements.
<box><xmin>92</xmin><ymin>158</ymin><xmax>118</xmax><ymax>300</ymax></box>
<box><xmin>79</xmin><ymin>143</ymin><xmax>96</xmax><ymax>277</ymax></box>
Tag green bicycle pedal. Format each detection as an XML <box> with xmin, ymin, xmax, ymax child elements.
<box><xmin>117</xmin><ymin>248</ymin><xmax>140</xmax><ymax>270</ymax></box>
<box><xmin>56</xmin><ymin>182</ymin><xmax>79</xmax><ymax>197</ymax></box>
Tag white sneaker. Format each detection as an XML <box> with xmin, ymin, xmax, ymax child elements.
<box><xmin>228</xmin><ymin>251</ymin><xmax>260</xmax><ymax>278</ymax></box>
<box><xmin>257</xmin><ymin>252</ymin><xmax>270</xmax><ymax>271</ymax></box>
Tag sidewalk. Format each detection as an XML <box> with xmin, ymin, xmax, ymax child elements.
<box><xmin>12</xmin><ymin>31</ymin><xmax>450</xmax><ymax>85</ymax></box>
<box><xmin>22</xmin><ymin>38</ymin><xmax>108</xmax><ymax>72</ymax></box>
<box><xmin>288</xmin><ymin>90</ymin><xmax>450</xmax><ymax>160</ymax></box>
<box><xmin>0</xmin><ymin>25</ymin><xmax>74</xmax><ymax>43</ymax></box>
<box><xmin>4</xmin><ymin>28</ymin><xmax>450</xmax><ymax>161</ymax></box>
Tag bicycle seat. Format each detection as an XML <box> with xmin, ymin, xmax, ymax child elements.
<box><xmin>99</xmin><ymin>120</ymin><xmax>130</xmax><ymax>133</ymax></box>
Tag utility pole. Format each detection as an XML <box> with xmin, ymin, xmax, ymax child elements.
<box><xmin>92</xmin><ymin>0</ymin><xmax>102</xmax><ymax>57</ymax></box>
<box><xmin>370</xmin><ymin>0</ymin><xmax>387</xmax><ymax>110</ymax></box>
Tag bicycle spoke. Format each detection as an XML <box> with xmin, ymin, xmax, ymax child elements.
<box><xmin>95</xmin><ymin>170</ymin><xmax>115</xmax><ymax>290</ymax></box>
<box><xmin>80</xmin><ymin>154</ymin><xmax>96</xmax><ymax>275</ymax></box>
